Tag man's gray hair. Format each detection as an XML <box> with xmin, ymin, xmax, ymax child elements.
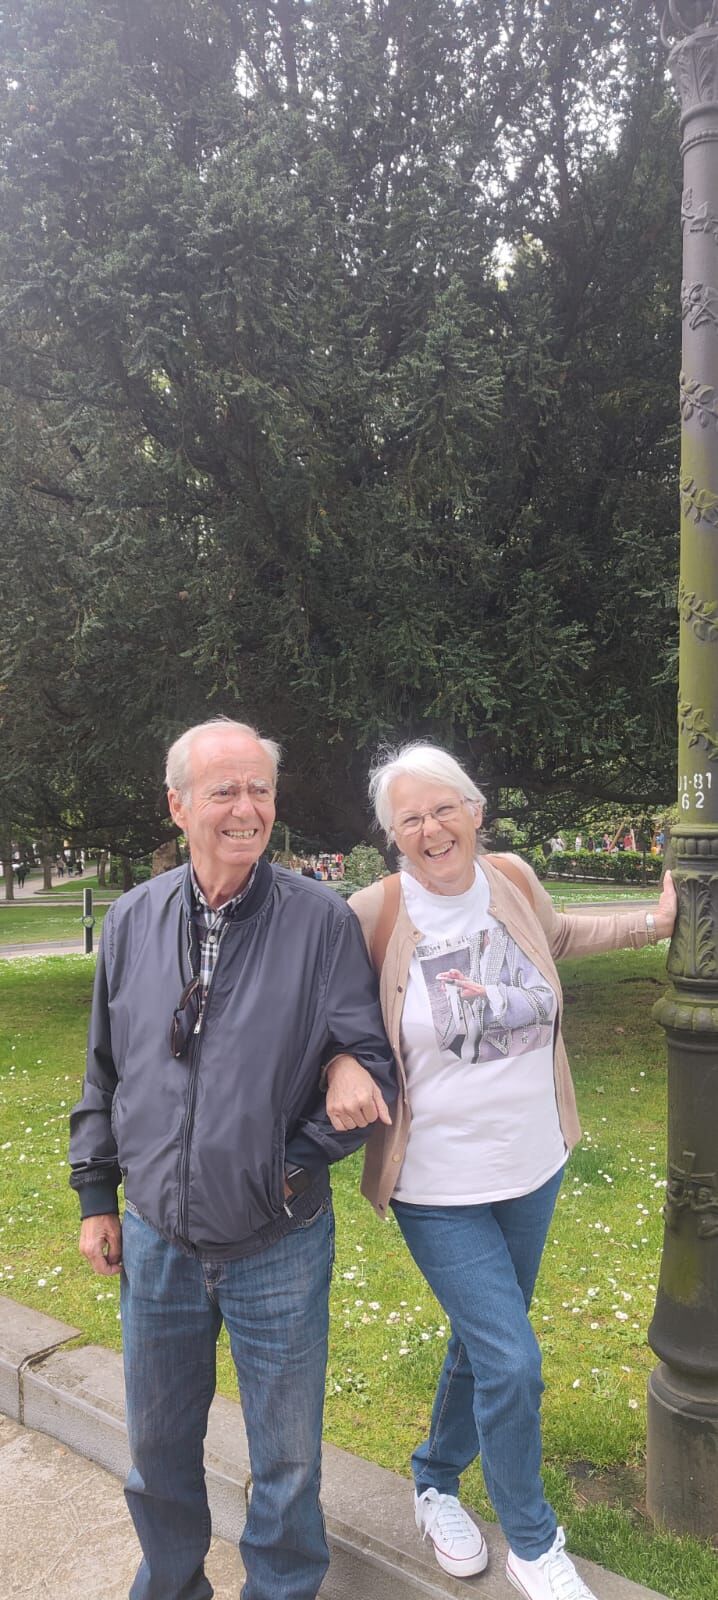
<box><xmin>369</xmin><ymin>743</ymin><xmax>487</xmax><ymax>839</ymax></box>
<box><xmin>165</xmin><ymin>718</ymin><xmax>282</xmax><ymax>800</ymax></box>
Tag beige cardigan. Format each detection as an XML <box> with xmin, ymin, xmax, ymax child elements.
<box><xmin>349</xmin><ymin>855</ymin><xmax>653</xmax><ymax>1220</ymax></box>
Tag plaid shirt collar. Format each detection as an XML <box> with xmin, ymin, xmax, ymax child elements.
<box><xmin>190</xmin><ymin>863</ymin><xmax>258</xmax><ymax>996</ymax></box>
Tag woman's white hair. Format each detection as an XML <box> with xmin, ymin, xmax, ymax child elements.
<box><xmin>369</xmin><ymin>742</ymin><xmax>487</xmax><ymax>839</ymax></box>
<box><xmin>165</xmin><ymin>718</ymin><xmax>282</xmax><ymax>800</ymax></box>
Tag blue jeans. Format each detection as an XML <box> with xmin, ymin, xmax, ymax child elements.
<box><xmin>393</xmin><ymin>1164</ymin><xmax>564</xmax><ymax>1559</ymax></box>
<box><xmin>120</xmin><ymin>1201</ymin><xmax>335</xmax><ymax>1600</ymax></box>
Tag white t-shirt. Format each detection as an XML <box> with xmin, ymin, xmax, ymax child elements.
<box><xmin>394</xmin><ymin>865</ymin><xmax>567</xmax><ymax>1205</ymax></box>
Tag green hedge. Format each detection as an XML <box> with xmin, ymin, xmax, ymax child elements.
<box><xmin>546</xmin><ymin>849</ymin><xmax>662</xmax><ymax>884</ymax></box>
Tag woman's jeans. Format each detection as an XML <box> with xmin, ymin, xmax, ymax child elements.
<box><xmin>120</xmin><ymin>1202</ymin><xmax>335</xmax><ymax>1600</ymax></box>
<box><xmin>393</xmin><ymin>1164</ymin><xmax>564</xmax><ymax>1560</ymax></box>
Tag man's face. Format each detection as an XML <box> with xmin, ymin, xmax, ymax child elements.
<box><xmin>168</xmin><ymin>729</ymin><xmax>276</xmax><ymax>894</ymax></box>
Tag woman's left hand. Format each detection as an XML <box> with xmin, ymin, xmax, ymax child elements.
<box><xmin>655</xmin><ymin>869</ymin><xmax>678</xmax><ymax>941</ymax></box>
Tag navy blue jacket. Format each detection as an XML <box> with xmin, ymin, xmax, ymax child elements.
<box><xmin>69</xmin><ymin>858</ymin><xmax>396</xmax><ymax>1258</ymax></box>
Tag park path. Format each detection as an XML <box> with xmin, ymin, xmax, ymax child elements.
<box><xmin>0</xmin><ymin>867</ymin><xmax>83</xmax><ymax>900</ymax></box>
<box><xmin>0</xmin><ymin>867</ymin><xmax>111</xmax><ymax>959</ymax></box>
<box><xmin>0</xmin><ymin>1414</ymin><xmax>242</xmax><ymax>1599</ymax></box>
<box><xmin>0</xmin><ymin>888</ymin><xmax>662</xmax><ymax>963</ymax></box>
<box><xmin>0</xmin><ymin>942</ymin><xmax>88</xmax><ymax>960</ymax></box>
<box><xmin>0</xmin><ymin>864</ymin><xmax>98</xmax><ymax>902</ymax></box>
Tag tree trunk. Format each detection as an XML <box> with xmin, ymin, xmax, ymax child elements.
<box><xmin>1</xmin><ymin>855</ymin><xmax>14</xmax><ymax>901</ymax></box>
<box><xmin>151</xmin><ymin>840</ymin><xmax>179</xmax><ymax>876</ymax></box>
<box><xmin>97</xmin><ymin>850</ymin><xmax>108</xmax><ymax>886</ymax></box>
<box><xmin>121</xmin><ymin>855</ymin><xmax>134</xmax><ymax>892</ymax></box>
<box><xmin>42</xmin><ymin>853</ymin><xmax>53</xmax><ymax>890</ymax></box>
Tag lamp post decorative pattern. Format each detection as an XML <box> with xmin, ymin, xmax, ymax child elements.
<box><xmin>648</xmin><ymin>0</ymin><xmax>718</xmax><ymax>1539</ymax></box>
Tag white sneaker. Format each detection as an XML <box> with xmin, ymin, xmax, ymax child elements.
<box><xmin>414</xmin><ymin>1487</ymin><xmax>488</xmax><ymax>1578</ymax></box>
<box><xmin>507</xmin><ymin>1527</ymin><xmax>597</xmax><ymax>1600</ymax></box>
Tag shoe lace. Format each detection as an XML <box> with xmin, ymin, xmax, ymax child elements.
<box><xmin>543</xmin><ymin>1533</ymin><xmax>593</xmax><ymax>1600</ymax></box>
<box><xmin>421</xmin><ymin>1494</ymin><xmax>472</xmax><ymax>1545</ymax></box>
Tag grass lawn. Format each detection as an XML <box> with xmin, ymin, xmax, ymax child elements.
<box><xmin>0</xmin><ymin>949</ymin><xmax>715</xmax><ymax>1598</ymax></box>
<box><xmin>40</xmin><ymin>874</ymin><xmax>123</xmax><ymax>900</ymax></box>
<box><xmin>546</xmin><ymin>883</ymin><xmax>660</xmax><ymax>906</ymax></box>
<box><xmin>0</xmin><ymin>903</ymin><xmax>108</xmax><ymax>946</ymax></box>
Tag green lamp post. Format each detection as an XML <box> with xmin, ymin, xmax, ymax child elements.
<box><xmin>647</xmin><ymin>0</ymin><xmax>718</xmax><ymax>1539</ymax></box>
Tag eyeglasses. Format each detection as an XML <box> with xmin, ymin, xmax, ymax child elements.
<box><xmin>393</xmin><ymin>800</ymin><xmax>472</xmax><ymax>837</ymax></box>
<box><xmin>170</xmin><ymin>977</ymin><xmax>202</xmax><ymax>1058</ymax></box>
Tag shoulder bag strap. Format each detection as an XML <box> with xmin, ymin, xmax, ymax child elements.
<box><xmin>484</xmin><ymin>853</ymin><xmax>534</xmax><ymax>909</ymax></box>
<box><xmin>369</xmin><ymin>873</ymin><xmax>402</xmax><ymax>975</ymax></box>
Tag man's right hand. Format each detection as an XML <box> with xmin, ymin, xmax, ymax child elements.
<box><xmin>325</xmin><ymin>1055</ymin><xmax>393</xmax><ymax>1132</ymax></box>
<box><xmin>79</xmin><ymin>1214</ymin><xmax>122</xmax><ymax>1276</ymax></box>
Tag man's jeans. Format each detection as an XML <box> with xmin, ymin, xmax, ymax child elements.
<box><xmin>120</xmin><ymin>1201</ymin><xmax>335</xmax><ymax>1600</ymax></box>
<box><xmin>393</xmin><ymin>1164</ymin><xmax>564</xmax><ymax>1560</ymax></box>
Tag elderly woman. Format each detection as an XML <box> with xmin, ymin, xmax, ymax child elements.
<box><xmin>325</xmin><ymin>744</ymin><xmax>677</xmax><ymax>1600</ymax></box>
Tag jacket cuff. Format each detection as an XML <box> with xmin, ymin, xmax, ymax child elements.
<box><xmin>319</xmin><ymin>1053</ymin><xmax>344</xmax><ymax>1092</ymax></box>
<box><xmin>74</xmin><ymin>1178</ymin><xmax>121</xmax><ymax>1219</ymax></box>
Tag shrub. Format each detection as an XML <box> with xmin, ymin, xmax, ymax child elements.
<box><xmin>545</xmin><ymin>850</ymin><xmax>662</xmax><ymax>884</ymax></box>
<box><xmin>525</xmin><ymin>846</ymin><xmax>549</xmax><ymax>878</ymax></box>
<box><xmin>343</xmin><ymin>844</ymin><xmax>388</xmax><ymax>888</ymax></box>
<box><xmin>490</xmin><ymin>816</ymin><xmax>528</xmax><ymax>852</ymax></box>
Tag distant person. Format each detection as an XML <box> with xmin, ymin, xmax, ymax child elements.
<box><xmin>70</xmin><ymin>717</ymin><xmax>395</xmax><ymax>1600</ymax></box>
<box><xmin>574</xmin><ymin>834</ymin><xmax>582</xmax><ymax>853</ymax></box>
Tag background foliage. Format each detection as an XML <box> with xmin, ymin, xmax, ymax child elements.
<box><xmin>0</xmin><ymin>0</ymin><xmax>681</xmax><ymax>851</ymax></box>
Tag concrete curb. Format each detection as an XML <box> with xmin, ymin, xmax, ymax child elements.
<box><xmin>0</xmin><ymin>1295</ymin><xmax>669</xmax><ymax>1600</ymax></box>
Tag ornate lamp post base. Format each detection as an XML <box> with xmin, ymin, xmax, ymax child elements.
<box><xmin>648</xmin><ymin>6</ymin><xmax>718</xmax><ymax>1539</ymax></box>
<box><xmin>647</xmin><ymin>1365</ymin><xmax>718</xmax><ymax>1534</ymax></box>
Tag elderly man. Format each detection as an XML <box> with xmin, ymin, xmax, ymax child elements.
<box><xmin>69</xmin><ymin>718</ymin><xmax>396</xmax><ymax>1600</ymax></box>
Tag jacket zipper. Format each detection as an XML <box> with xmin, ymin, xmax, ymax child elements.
<box><xmin>177</xmin><ymin>933</ymin><xmax>219</xmax><ymax>1246</ymax></box>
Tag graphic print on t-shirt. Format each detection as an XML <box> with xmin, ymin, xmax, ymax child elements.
<box><xmin>416</xmin><ymin>925</ymin><xmax>555</xmax><ymax>1064</ymax></box>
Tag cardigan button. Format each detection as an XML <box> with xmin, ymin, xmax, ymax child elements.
<box><xmin>392</xmin><ymin>1154</ymin><xmax>401</xmax><ymax>1163</ymax></box>
<box><xmin>397</xmin><ymin>984</ymin><xmax>403</xmax><ymax>993</ymax></box>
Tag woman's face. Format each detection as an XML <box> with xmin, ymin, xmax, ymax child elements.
<box><xmin>388</xmin><ymin>774</ymin><xmax>482</xmax><ymax>895</ymax></box>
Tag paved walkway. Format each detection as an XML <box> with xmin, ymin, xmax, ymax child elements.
<box><xmin>0</xmin><ymin>942</ymin><xmax>90</xmax><ymax>960</ymax></box>
<box><xmin>0</xmin><ymin>890</ymin><xmax>661</xmax><ymax>962</ymax></box>
<box><xmin>566</xmin><ymin>898</ymin><xmax>658</xmax><ymax>917</ymax></box>
<box><xmin>0</xmin><ymin>869</ymin><xmax>106</xmax><ymax>959</ymax></box>
<box><xmin>0</xmin><ymin>868</ymin><xmax>84</xmax><ymax>900</ymax></box>
<box><xmin>0</xmin><ymin>1414</ymin><xmax>242</xmax><ymax>1599</ymax></box>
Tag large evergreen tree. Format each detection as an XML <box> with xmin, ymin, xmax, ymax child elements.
<box><xmin>0</xmin><ymin>1</ymin><xmax>681</xmax><ymax>846</ymax></box>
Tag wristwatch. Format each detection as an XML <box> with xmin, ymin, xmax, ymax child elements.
<box><xmin>645</xmin><ymin>912</ymin><xmax>657</xmax><ymax>946</ymax></box>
